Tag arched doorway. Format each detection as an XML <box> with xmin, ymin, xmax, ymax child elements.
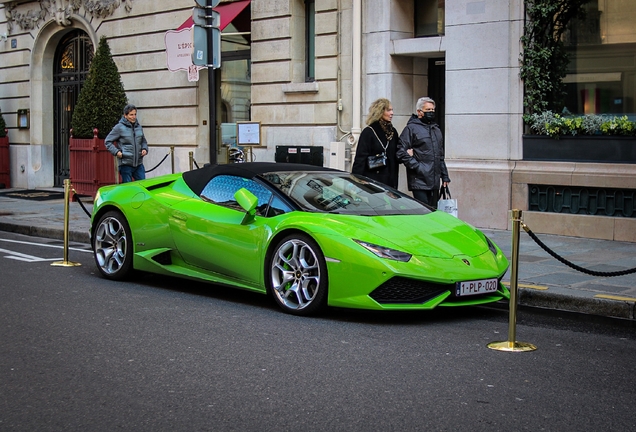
<box><xmin>53</xmin><ymin>30</ymin><xmax>93</xmax><ymax>186</ymax></box>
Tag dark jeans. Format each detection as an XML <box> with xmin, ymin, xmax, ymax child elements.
<box><xmin>412</xmin><ymin>189</ymin><xmax>439</xmax><ymax>207</ymax></box>
<box><xmin>119</xmin><ymin>164</ymin><xmax>146</xmax><ymax>183</ymax></box>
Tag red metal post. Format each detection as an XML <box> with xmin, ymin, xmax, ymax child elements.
<box><xmin>0</xmin><ymin>129</ymin><xmax>10</xmax><ymax>189</ymax></box>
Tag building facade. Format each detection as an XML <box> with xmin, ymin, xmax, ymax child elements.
<box><xmin>1</xmin><ymin>0</ymin><xmax>635</xmax><ymax>240</ymax></box>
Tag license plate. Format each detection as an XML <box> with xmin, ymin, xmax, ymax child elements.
<box><xmin>455</xmin><ymin>278</ymin><xmax>498</xmax><ymax>296</ymax></box>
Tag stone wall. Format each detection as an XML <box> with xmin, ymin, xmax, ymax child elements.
<box><xmin>0</xmin><ymin>0</ymin><xmax>201</xmax><ymax>187</ymax></box>
<box><xmin>442</xmin><ymin>0</ymin><xmax>525</xmax><ymax>230</ymax></box>
<box><xmin>250</xmin><ymin>0</ymin><xmax>343</xmax><ymax>163</ymax></box>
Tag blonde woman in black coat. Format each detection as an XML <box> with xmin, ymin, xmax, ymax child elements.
<box><xmin>351</xmin><ymin>98</ymin><xmax>399</xmax><ymax>188</ymax></box>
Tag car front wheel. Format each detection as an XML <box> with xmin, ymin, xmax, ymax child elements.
<box><xmin>93</xmin><ymin>210</ymin><xmax>133</xmax><ymax>280</ymax></box>
<box><xmin>268</xmin><ymin>234</ymin><xmax>328</xmax><ymax>316</ymax></box>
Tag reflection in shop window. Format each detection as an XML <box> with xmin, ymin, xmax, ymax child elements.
<box><xmin>415</xmin><ymin>0</ymin><xmax>445</xmax><ymax>37</ymax></box>
<box><xmin>221</xmin><ymin>58</ymin><xmax>251</xmax><ymax>147</ymax></box>
<box><xmin>563</xmin><ymin>0</ymin><xmax>636</xmax><ymax>117</ymax></box>
<box><xmin>220</xmin><ymin>18</ymin><xmax>251</xmax><ymax>149</ymax></box>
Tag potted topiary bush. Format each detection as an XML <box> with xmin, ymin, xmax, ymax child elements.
<box><xmin>69</xmin><ymin>36</ymin><xmax>128</xmax><ymax>197</ymax></box>
<box><xmin>0</xmin><ymin>109</ymin><xmax>6</xmax><ymax>137</ymax></box>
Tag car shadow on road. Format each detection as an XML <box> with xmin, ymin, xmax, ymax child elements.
<box><xmin>124</xmin><ymin>271</ymin><xmax>508</xmax><ymax>325</ymax></box>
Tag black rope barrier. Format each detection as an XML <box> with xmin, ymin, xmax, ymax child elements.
<box><xmin>193</xmin><ymin>159</ymin><xmax>200</xmax><ymax>169</ymax></box>
<box><xmin>72</xmin><ymin>191</ymin><xmax>92</xmax><ymax>218</ymax></box>
<box><xmin>522</xmin><ymin>223</ymin><xmax>636</xmax><ymax>277</ymax></box>
<box><xmin>145</xmin><ymin>152</ymin><xmax>170</xmax><ymax>173</ymax></box>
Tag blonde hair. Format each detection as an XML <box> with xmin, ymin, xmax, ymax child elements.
<box><xmin>366</xmin><ymin>98</ymin><xmax>391</xmax><ymax>125</ymax></box>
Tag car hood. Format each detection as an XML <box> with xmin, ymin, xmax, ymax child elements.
<box><xmin>322</xmin><ymin>211</ymin><xmax>490</xmax><ymax>259</ymax></box>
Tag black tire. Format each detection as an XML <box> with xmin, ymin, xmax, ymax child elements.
<box><xmin>92</xmin><ymin>210</ymin><xmax>134</xmax><ymax>280</ymax></box>
<box><xmin>268</xmin><ymin>233</ymin><xmax>328</xmax><ymax>316</ymax></box>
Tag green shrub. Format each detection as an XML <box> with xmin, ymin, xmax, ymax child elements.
<box><xmin>71</xmin><ymin>36</ymin><xmax>127</xmax><ymax>139</ymax></box>
<box><xmin>527</xmin><ymin>111</ymin><xmax>636</xmax><ymax>138</ymax></box>
<box><xmin>0</xmin><ymin>109</ymin><xmax>6</xmax><ymax>137</ymax></box>
<box><xmin>600</xmin><ymin>116</ymin><xmax>635</xmax><ymax>136</ymax></box>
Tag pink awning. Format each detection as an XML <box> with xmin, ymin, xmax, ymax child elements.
<box><xmin>177</xmin><ymin>0</ymin><xmax>251</xmax><ymax>31</ymax></box>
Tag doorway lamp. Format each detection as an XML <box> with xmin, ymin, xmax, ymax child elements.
<box><xmin>18</xmin><ymin>109</ymin><xmax>30</xmax><ymax>129</ymax></box>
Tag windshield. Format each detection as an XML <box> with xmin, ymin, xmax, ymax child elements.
<box><xmin>260</xmin><ymin>171</ymin><xmax>433</xmax><ymax>216</ymax></box>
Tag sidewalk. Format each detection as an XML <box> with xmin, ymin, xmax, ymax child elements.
<box><xmin>1</xmin><ymin>188</ymin><xmax>635</xmax><ymax>320</ymax></box>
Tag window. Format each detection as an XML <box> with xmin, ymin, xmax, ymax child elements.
<box><xmin>415</xmin><ymin>0</ymin><xmax>445</xmax><ymax>37</ymax></box>
<box><xmin>563</xmin><ymin>0</ymin><xmax>636</xmax><ymax>116</ymax></box>
<box><xmin>220</xmin><ymin>4</ymin><xmax>251</xmax><ymax>148</ymax></box>
<box><xmin>305</xmin><ymin>0</ymin><xmax>315</xmax><ymax>81</ymax></box>
<box><xmin>201</xmin><ymin>175</ymin><xmax>284</xmax><ymax>217</ymax></box>
<box><xmin>263</xmin><ymin>171</ymin><xmax>431</xmax><ymax>215</ymax></box>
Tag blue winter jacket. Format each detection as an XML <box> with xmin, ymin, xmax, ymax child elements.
<box><xmin>105</xmin><ymin>116</ymin><xmax>148</xmax><ymax>168</ymax></box>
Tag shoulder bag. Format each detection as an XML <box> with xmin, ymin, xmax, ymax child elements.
<box><xmin>365</xmin><ymin>126</ymin><xmax>388</xmax><ymax>170</ymax></box>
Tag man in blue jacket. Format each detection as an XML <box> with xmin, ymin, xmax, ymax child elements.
<box><xmin>397</xmin><ymin>97</ymin><xmax>450</xmax><ymax>205</ymax></box>
<box><xmin>105</xmin><ymin>104</ymin><xmax>149</xmax><ymax>183</ymax></box>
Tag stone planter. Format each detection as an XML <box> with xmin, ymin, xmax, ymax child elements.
<box><xmin>0</xmin><ymin>131</ymin><xmax>9</xmax><ymax>188</ymax></box>
<box><xmin>522</xmin><ymin>135</ymin><xmax>636</xmax><ymax>164</ymax></box>
<box><xmin>69</xmin><ymin>128</ymin><xmax>119</xmax><ymax>200</ymax></box>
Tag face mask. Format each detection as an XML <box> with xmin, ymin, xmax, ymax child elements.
<box><xmin>423</xmin><ymin>112</ymin><xmax>436</xmax><ymax>123</ymax></box>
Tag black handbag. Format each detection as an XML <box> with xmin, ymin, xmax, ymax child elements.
<box><xmin>367</xmin><ymin>152</ymin><xmax>387</xmax><ymax>170</ymax></box>
<box><xmin>365</xmin><ymin>126</ymin><xmax>389</xmax><ymax>170</ymax></box>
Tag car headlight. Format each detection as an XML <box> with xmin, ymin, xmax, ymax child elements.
<box><xmin>485</xmin><ymin>236</ymin><xmax>498</xmax><ymax>256</ymax></box>
<box><xmin>353</xmin><ymin>240</ymin><xmax>412</xmax><ymax>262</ymax></box>
<box><xmin>477</xmin><ymin>230</ymin><xmax>498</xmax><ymax>257</ymax></box>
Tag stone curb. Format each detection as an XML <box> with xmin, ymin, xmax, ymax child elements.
<box><xmin>519</xmin><ymin>289</ymin><xmax>636</xmax><ymax>320</ymax></box>
<box><xmin>0</xmin><ymin>222</ymin><xmax>90</xmax><ymax>244</ymax></box>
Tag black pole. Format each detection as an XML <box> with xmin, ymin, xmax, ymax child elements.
<box><xmin>207</xmin><ymin>0</ymin><xmax>217</xmax><ymax>165</ymax></box>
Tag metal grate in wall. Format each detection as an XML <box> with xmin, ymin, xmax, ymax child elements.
<box><xmin>529</xmin><ymin>185</ymin><xmax>635</xmax><ymax>218</ymax></box>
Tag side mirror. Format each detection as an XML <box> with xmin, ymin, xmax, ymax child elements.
<box><xmin>234</xmin><ymin>187</ymin><xmax>258</xmax><ymax>224</ymax></box>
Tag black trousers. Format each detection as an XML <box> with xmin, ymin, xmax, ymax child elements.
<box><xmin>412</xmin><ymin>188</ymin><xmax>439</xmax><ymax>207</ymax></box>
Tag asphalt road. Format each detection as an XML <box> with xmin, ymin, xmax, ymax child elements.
<box><xmin>1</xmin><ymin>232</ymin><xmax>635</xmax><ymax>432</ymax></box>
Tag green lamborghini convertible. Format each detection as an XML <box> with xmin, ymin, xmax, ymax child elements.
<box><xmin>90</xmin><ymin>162</ymin><xmax>510</xmax><ymax>315</ymax></box>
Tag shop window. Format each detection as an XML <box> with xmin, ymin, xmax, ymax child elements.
<box><xmin>220</xmin><ymin>5</ymin><xmax>252</xmax><ymax>148</ymax></box>
<box><xmin>415</xmin><ymin>0</ymin><xmax>445</xmax><ymax>37</ymax></box>
<box><xmin>305</xmin><ymin>0</ymin><xmax>316</xmax><ymax>81</ymax></box>
<box><xmin>563</xmin><ymin>0</ymin><xmax>636</xmax><ymax>117</ymax></box>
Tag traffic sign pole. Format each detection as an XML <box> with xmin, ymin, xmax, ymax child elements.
<box><xmin>207</xmin><ymin>0</ymin><xmax>217</xmax><ymax>164</ymax></box>
<box><xmin>192</xmin><ymin>0</ymin><xmax>221</xmax><ymax>164</ymax></box>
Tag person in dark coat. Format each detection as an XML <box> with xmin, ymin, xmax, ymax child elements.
<box><xmin>397</xmin><ymin>97</ymin><xmax>450</xmax><ymax>205</ymax></box>
<box><xmin>105</xmin><ymin>104</ymin><xmax>149</xmax><ymax>183</ymax></box>
<box><xmin>351</xmin><ymin>98</ymin><xmax>399</xmax><ymax>189</ymax></box>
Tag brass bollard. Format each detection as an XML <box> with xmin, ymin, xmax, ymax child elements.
<box><xmin>51</xmin><ymin>179</ymin><xmax>81</xmax><ymax>267</ymax></box>
<box><xmin>487</xmin><ymin>209</ymin><xmax>536</xmax><ymax>352</ymax></box>
<box><xmin>189</xmin><ymin>151</ymin><xmax>194</xmax><ymax>171</ymax></box>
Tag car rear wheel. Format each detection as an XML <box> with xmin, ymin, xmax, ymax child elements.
<box><xmin>269</xmin><ymin>234</ymin><xmax>328</xmax><ymax>316</ymax></box>
<box><xmin>93</xmin><ymin>210</ymin><xmax>133</xmax><ymax>280</ymax></box>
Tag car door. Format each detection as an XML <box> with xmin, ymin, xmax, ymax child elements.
<box><xmin>169</xmin><ymin>175</ymin><xmax>279</xmax><ymax>286</ymax></box>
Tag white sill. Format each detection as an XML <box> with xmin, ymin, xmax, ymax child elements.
<box><xmin>282</xmin><ymin>82</ymin><xmax>319</xmax><ymax>94</ymax></box>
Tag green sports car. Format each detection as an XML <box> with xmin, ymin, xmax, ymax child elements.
<box><xmin>90</xmin><ymin>162</ymin><xmax>510</xmax><ymax>316</ymax></box>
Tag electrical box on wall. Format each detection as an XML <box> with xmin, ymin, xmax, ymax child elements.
<box><xmin>275</xmin><ymin>146</ymin><xmax>324</xmax><ymax>167</ymax></box>
<box><xmin>328</xmin><ymin>142</ymin><xmax>346</xmax><ymax>171</ymax></box>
